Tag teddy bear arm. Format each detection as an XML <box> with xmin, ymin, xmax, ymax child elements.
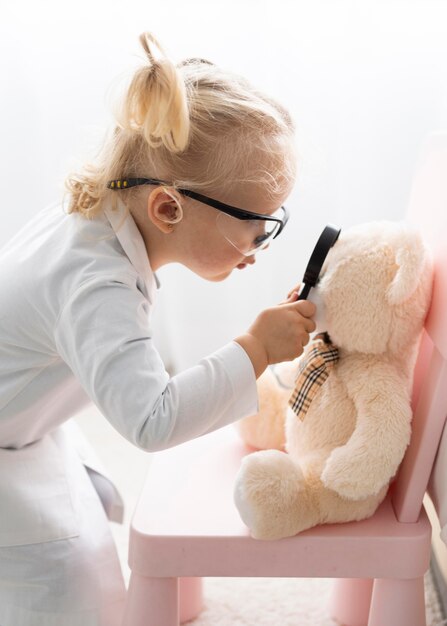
<box><xmin>235</xmin><ymin>364</ymin><xmax>297</xmax><ymax>451</ymax></box>
<box><xmin>322</xmin><ymin>367</ymin><xmax>412</xmax><ymax>500</ymax></box>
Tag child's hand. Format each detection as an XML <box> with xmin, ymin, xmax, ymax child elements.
<box><xmin>279</xmin><ymin>283</ymin><xmax>302</xmax><ymax>304</ymax></box>
<box><xmin>235</xmin><ymin>299</ymin><xmax>316</xmax><ymax>378</ymax></box>
<box><xmin>286</xmin><ymin>283</ymin><xmax>302</xmax><ymax>301</ymax></box>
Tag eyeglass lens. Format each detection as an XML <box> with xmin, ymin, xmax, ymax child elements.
<box><xmin>215</xmin><ymin>207</ymin><xmax>283</xmax><ymax>256</ymax></box>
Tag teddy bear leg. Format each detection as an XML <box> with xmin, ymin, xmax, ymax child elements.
<box><xmin>234</xmin><ymin>449</ymin><xmax>319</xmax><ymax>540</ymax></box>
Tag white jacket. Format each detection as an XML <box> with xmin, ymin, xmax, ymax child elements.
<box><xmin>0</xmin><ymin>198</ymin><xmax>258</xmax><ymax>548</ymax></box>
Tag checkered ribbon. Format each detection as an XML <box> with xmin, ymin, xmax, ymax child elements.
<box><xmin>288</xmin><ymin>332</ymin><xmax>339</xmax><ymax>421</ymax></box>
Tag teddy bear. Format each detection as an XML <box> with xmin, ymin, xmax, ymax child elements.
<box><xmin>233</xmin><ymin>220</ymin><xmax>433</xmax><ymax>540</ymax></box>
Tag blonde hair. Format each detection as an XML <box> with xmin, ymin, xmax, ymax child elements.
<box><xmin>64</xmin><ymin>32</ymin><xmax>297</xmax><ymax>218</ymax></box>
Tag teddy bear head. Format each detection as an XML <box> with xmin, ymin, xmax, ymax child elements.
<box><xmin>309</xmin><ymin>221</ymin><xmax>433</xmax><ymax>356</ymax></box>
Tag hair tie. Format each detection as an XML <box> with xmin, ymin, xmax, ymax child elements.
<box><xmin>178</xmin><ymin>57</ymin><xmax>214</xmax><ymax>67</ymax></box>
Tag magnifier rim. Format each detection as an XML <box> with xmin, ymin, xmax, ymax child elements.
<box><xmin>302</xmin><ymin>224</ymin><xmax>341</xmax><ymax>287</ymax></box>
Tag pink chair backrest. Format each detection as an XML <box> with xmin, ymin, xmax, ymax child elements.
<box><xmin>392</xmin><ymin>132</ymin><xmax>447</xmax><ymax>523</ymax></box>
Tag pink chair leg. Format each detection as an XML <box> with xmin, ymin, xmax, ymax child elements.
<box><xmin>122</xmin><ymin>573</ymin><xmax>179</xmax><ymax>626</ymax></box>
<box><xmin>179</xmin><ymin>577</ymin><xmax>204</xmax><ymax>623</ymax></box>
<box><xmin>368</xmin><ymin>577</ymin><xmax>426</xmax><ymax>626</ymax></box>
<box><xmin>329</xmin><ymin>578</ymin><xmax>373</xmax><ymax>626</ymax></box>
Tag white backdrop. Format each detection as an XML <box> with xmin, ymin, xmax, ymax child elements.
<box><xmin>1</xmin><ymin>0</ymin><xmax>447</xmax><ymax>372</ymax></box>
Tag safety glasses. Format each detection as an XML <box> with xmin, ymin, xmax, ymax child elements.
<box><xmin>106</xmin><ymin>177</ymin><xmax>289</xmax><ymax>256</ymax></box>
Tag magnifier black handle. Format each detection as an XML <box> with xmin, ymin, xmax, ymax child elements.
<box><xmin>298</xmin><ymin>284</ymin><xmax>311</xmax><ymax>300</ymax></box>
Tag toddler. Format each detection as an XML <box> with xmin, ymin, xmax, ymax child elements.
<box><xmin>0</xmin><ymin>32</ymin><xmax>316</xmax><ymax>625</ymax></box>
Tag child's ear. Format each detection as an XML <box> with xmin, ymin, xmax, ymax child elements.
<box><xmin>147</xmin><ymin>187</ymin><xmax>183</xmax><ymax>233</ymax></box>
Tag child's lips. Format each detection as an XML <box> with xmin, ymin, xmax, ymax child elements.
<box><xmin>237</xmin><ymin>263</ymin><xmax>247</xmax><ymax>269</ymax></box>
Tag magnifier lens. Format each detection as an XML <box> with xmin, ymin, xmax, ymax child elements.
<box><xmin>298</xmin><ymin>224</ymin><xmax>341</xmax><ymax>300</ymax></box>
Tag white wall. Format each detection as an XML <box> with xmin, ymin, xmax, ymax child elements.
<box><xmin>1</xmin><ymin>0</ymin><xmax>447</xmax><ymax>371</ymax></box>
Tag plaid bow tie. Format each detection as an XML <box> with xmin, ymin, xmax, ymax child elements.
<box><xmin>288</xmin><ymin>332</ymin><xmax>339</xmax><ymax>421</ymax></box>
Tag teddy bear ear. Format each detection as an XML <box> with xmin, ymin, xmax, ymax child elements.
<box><xmin>386</xmin><ymin>230</ymin><xmax>429</xmax><ymax>305</ymax></box>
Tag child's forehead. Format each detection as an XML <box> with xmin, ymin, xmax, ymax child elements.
<box><xmin>225</xmin><ymin>181</ymin><xmax>292</xmax><ymax>215</ymax></box>
<box><xmin>236</xmin><ymin>185</ymin><xmax>291</xmax><ymax>213</ymax></box>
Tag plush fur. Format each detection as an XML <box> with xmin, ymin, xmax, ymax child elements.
<box><xmin>234</xmin><ymin>221</ymin><xmax>433</xmax><ymax>540</ymax></box>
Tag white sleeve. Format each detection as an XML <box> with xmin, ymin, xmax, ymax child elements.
<box><xmin>54</xmin><ymin>275</ymin><xmax>258</xmax><ymax>452</ymax></box>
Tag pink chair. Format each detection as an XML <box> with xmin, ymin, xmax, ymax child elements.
<box><xmin>122</xmin><ymin>131</ymin><xmax>447</xmax><ymax>626</ymax></box>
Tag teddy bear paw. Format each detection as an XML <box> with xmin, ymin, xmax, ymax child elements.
<box><xmin>234</xmin><ymin>449</ymin><xmax>306</xmax><ymax>539</ymax></box>
<box><xmin>321</xmin><ymin>448</ymin><xmax>388</xmax><ymax>500</ymax></box>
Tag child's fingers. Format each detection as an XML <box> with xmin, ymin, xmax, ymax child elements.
<box><xmin>279</xmin><ymin>283</ymin><xmax>301</xmax><ymax>305</ymax></box>
<box><xmin>286</xmin><ymin>283</ymin><xmax>302</xmax><ymax>299</ymax></box>
<box><xmin>278</xmin><ymin>290</ymin><xmax>299</xmax><ymax>305</ymax></box>
<box><xmin>287</xmin><ymin>299</ymin><xmax>316</xmax><ymax>318</ymax></box>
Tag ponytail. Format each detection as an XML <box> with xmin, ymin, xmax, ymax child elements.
<box><xmin>119</xmin><ymin>33</ymin><xmax>190</xmax><ymax>153</ymax></box>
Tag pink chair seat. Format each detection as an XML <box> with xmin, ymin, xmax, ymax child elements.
<box><xmin>127</xmin><ymin>425</ymin><xmax>431</xmax><ymax>582</ymax></box>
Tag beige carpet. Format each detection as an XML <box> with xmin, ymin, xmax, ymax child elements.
<box><xmin>185</xmin><ymin>572</ymin><xmax>445</xmax><ymax>625</ymax></box>
<box><xmin>75</xmin><ymin>407</ymin><xmax>446</xmax><ymax>626</ymax></box>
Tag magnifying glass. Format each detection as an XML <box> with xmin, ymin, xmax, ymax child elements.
<box><xmin>298</xmin><ymin>224</ymin><xmax>341</xmax><ymax>300</ymax></box>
